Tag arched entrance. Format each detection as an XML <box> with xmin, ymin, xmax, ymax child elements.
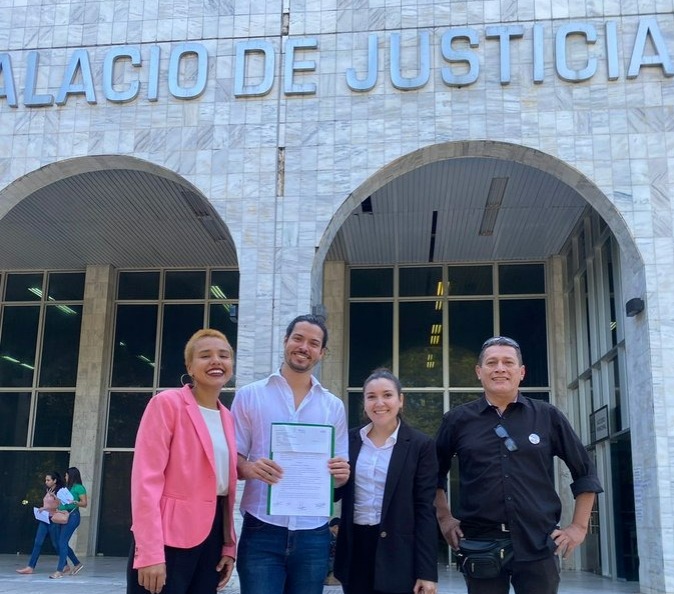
<box><xmin>314</xmin><ymin>141</ymin><xmax>647</xmax><ymax>582</ymax></box>
<box><xmin>0</xmin><ymin>156</ymin><xmax>239</xmax><ymax>557</ymax></box>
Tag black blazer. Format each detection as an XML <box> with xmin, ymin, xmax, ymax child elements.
<box><xmin>334</xmin><ymin>421</ymin><xmax>439</xmax><ymax>592</ymax></box>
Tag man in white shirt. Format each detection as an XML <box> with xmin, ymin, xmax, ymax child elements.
<box><xmin>232</xmin><ymin>314</ymin><xmax>350</xmax><ymax>594</ymax></box>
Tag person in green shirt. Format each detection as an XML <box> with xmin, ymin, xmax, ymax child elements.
<box><xmin>50</xmin><ymin>466</ymin><xmax>87</xmax><ymax>579</ymax></box>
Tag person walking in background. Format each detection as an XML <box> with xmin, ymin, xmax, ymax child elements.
<box><xmin>50</xmin><ymin>466</ymin><xmax>86</xmax><ymax>579</ymax></box>
<box><xmin>16</xmin><ymin>471</ymin><xmax>67</xmax><ymax>575</ymax></box>
<box><xmin>435</xmin><ymin>336</ymin><xmax>603</xmax><ymax>594</ymax></box>
<box><xmin>127</xmin><ymin>328</ymin><xmax>238</xmax><ymax>594</ymax></box>
<box><xmin>334</xmin><ymin>369</ymin><xmax>438</xmax><ymax>594</ymax></box>
<box><xmin>232</xmin><ymin>314</ymin><xmax>350</xmax><ymax>594</ymax></box>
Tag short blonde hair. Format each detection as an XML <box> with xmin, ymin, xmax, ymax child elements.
<box><xmin>184</xmin><ymin>328</ymin><xmax>232</xmax><ymax>368</ymax></box>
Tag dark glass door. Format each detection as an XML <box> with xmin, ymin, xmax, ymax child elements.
<box><xmin>0</xmin><ymin>451</ymin><xmax>70</xmax><ymax>554</ymax></box>
<box><xmin>611</xmin><ymin>433</ymin><xmax>639</xmax><ymax>580</ymax></box>
<box><xmin>97</xmin><ymin>451</ymin><xmax>133</xmax><ymax>556</ymax></box>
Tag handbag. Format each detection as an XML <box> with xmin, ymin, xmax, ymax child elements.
<box><xmin>51</xmin><ymin>510</ymin><xmax>70</xmax><ymax>524</ymax></box>
<box><xmin>457</xmin><ymin>538</ymin><xmax>514</xmax><ymax>579</ymax></box>
<box><xmin>42</xmin><ymin>492</ymin><xmax>58</xmax><ymax>512</ymax></box>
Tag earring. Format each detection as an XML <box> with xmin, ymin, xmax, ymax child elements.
<box><xmin>180</xmin><ymin>373</ymin><xmax>192</xmax><ymax>386</ymax></box>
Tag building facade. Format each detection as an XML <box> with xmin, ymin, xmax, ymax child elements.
<box><xmin>0</xmin><ymin>1</ymin><xmax>672</xmax><ymax>591</ymax></box>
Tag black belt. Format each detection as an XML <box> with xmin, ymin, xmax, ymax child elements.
<box><xmin>462</xmin><ymin>521</ymin><xmax>510</xmax><ymax>538</ymax></box>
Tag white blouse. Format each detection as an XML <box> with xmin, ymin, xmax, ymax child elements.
<box><xmin>353</xmin><ymin>421</ymin><xmax>400</xmax><ymax>525</ymax></box>
<box><xmin>198</xmin><ymin>406</ymin><xmax>230</xmax><ymax>496</ymax></box>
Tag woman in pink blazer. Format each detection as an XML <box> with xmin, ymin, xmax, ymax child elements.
<box><xmin>127</xmin><ymin>328</ymin><xmax>238</xmax><ymax>594</ymax></box>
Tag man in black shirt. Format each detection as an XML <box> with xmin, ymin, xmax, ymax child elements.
<box><xmin>435</xmin><ymin>336</ymin><xmax>603</xmax><ymax>594</ymax></box>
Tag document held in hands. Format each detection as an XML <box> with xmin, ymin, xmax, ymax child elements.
<box><xmin>267</xmin><ymin>423</ymin><xmax>335</xmax><ymax>517</ymax></box>
<box><xmin>56</xmin><ymin>487</ymin><xmax>74</xmax><ymax>504</ymax></box>
<box><xmin>34</xmin><ymin>507</ymin><xmax>50</xmax><ymax>523</ymax></box>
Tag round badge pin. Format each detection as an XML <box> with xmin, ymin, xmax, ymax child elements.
<box><xmin>529</xmin><ymin>433</ymin><xmax>540</xmax><ymax>445</ymax></box>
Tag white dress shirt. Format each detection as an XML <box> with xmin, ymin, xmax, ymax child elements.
<box><xmin>198</xmin><ymin>405</ymin><xmax>230</xmax><ymax>496</ymax></box>
<box><xmin>353</xmin><ymin>421</ymin><xmax>400</xmax><ymax>525</ymax></box>
<box><xmin>232</xmin><ymin>369</ymin><xmax>349</xmax><ymax>530</ymax></box>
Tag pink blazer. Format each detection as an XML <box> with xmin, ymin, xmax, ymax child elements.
<box><xmin>130</xmin><ymin>385</ymin><xmax>238</xmax><ymax>569</ymax></box>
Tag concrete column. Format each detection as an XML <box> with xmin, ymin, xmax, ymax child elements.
<box><xmin>547</xmin><ymin>255</ymin><xmax>582</xmax><ymax>569</ymax></box>
<box><xmin>68</xmin><ymin>265</ymin><xmax>115</xmax><ymax>556</ymax></box>
<box><xmin>321</xmin><ymin>260</ymin><xmax>346</xmax><ymax>401</ymax></box>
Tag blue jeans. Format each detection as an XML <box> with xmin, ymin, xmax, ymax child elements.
<box><xmin>56</xmin><ymin>509</ymin><xmax>81</xmax><ymax>571</ymax></box>
<box><xmin>237</xmin><ymin>513</ymin><xmax>330</xmax><ymax>594</ymax></box>
<box><xmin>27</xmin><ymin>521</ymin><xmax>59</xmax><ymax>568</ymax></box>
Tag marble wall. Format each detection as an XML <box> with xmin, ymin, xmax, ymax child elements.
<box><xmin>0</xmin><ymin>1</ymin><xmax>673</xmax><ymax>590</ymax></box>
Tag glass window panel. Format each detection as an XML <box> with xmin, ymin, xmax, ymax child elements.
<box><xmin>610</xmin><ymin>433</ymin><xmax>638</xmax><ymax>581</ymax></box>
<box><xmin>0</xmin><ymin>392</ymin><xmax>30</xmax><ymax>446</ymax></box>
<box><xmin>159</xmin><ymin>304</ymin><xmax>204</xmax><ymax>387</ymax></box>
<box><xmin>524</xmin><ymin>391</ymin><xmax>550</xmax><ymax>402</ymax></box>
<box><xmin>500</xmin><ymin>299</ymin><xmax>548</xmax><ymax>386</ymax></box>
<box><xmin>0</xmin><ymin>306</ymin><xmax>40</xmax><ymax>387</ymax></box>
<box><xmin>164</xmin><ymin>271</ymin><xmax>206</xmax><ymax>300</ymax></box>
<box><xmin>577</xmin><ymin>229</ymin><xmax>587</xmax><ymax>264</ymax></box>
<box><xmin>209</xmin><ymin>270</ymin><xmax>239</xmax><ymax>300</ymax></box>
<box><xmin>209</xmin><ymin>304</ymin><xmax>238</xmax><ymax>387</ymax></box>
<box><xmin>348</xmin><ymin>391</ymin><xmax>367</xmax><ymax>429</ymax></box>
<box><xmin>399</xmin><ymin>302</ymin><xmax>443</xmax><ymax>387</ymax></box>
<box><xmin>610</xmin><ymin>358</ymin><xmax>623</xmax><ymax>433</ymax></box>
<box><xmin>348</xmin><ymin>391</ymin><xmax>443</xmax><ymax>438</ymax></box>
<box><xmin>33</xmin><ymin>392</ymin><xmax>74</xmax><ymax>446</ymax></box>
<box><xmin>448</xmin><ymin>266</ymin><xmax>492</xmax><ymax>295</ymax></box>
<box><xmin>39</xmin><ymin>305</ymin><xmax>83</xmax><ymax>387</ymax></box>
<box><xmin>0</xmin><ymin>451</ymin><xmax>70</xmax><ymax>555</ymax></box>
<box><xmin>97</xmin><ymin>452</ymin><xmax>133</xmax><ymax>556</ymax></box>
<box><xmin>448</xmin><ymin>301</ymin><xmax>493</xmax><ymax>387</ymax></box>
<box><xmin>117</xmin><ymin>271</ymin><xmax>159</xmax><ymax>300</ymax></box>
<box><xmin>399</xmin><ymin>267</ymin><xmax>442</xmax><ymax>297</ymax></box>
<box><xmin>350</xmin><ymin>268</ymin><xmax>393</xmax><ymax>298</ymax></box>
<box><xmin>603</xmin><ymin>240</ymin><xmax>618</xmax><ymax>347</ymax></box>
<box><xmin>567</xmin><ymin>291</ymin><xmax>578</xmax><ymax>381</ymax></box>
<box><xmin>450</xmin><ymin>392</ymin><xmax>482</xmax><ymax>408</ymax></box>
<box><xmin>348</xmin><ymin>302</ymin><xmax>392</xmax><ymax>386</ymax></box>
<box><xmin>5</xmin><ymin>273</ymin><xmax>43</xmax><ymax>301</ymax></box>
<box><xmin>111</xmin><ymin>305</ymin><xmax>158</xmax><ymax>387</ymax></box>
<box><xmin>107</xmin><ymin>392</ymin><xmax>153</xmax><ymax>448</ymax></box>
<box><xmin>208</xmin><ymin>303</ymin><xmax>238</xmax><ymax>352</ymax></box>
<box><xmin>219</xmin><ymin>391</ymin><xmax>235</xmax><ymax>410</ymax></box>
<box><xmin>499</xmin><ymin>264</ymin><xmax>545</xmax><ymax>294</ymax></box>
<box><xmin>47</xmin><ymin>272</ymin><xmax>85</xmax><ymax>301</ymax></box>
<box><xmin>402</xmin><ymin>392</ymin><xmax>444</xmax><ymax>438</ymax></box>
<box><xmin>580</xmin><ymin>272</ymin><xmax>592</xmax><ymax>369</ymax></box>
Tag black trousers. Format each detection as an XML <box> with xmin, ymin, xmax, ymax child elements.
<box><xmin>341</xmin><ymin>524</ymin><xmax>412</xmax><ymax>594</ymax></box>
<box><xmin>464</xmin><ymin>554</ymin><xmax>560</xmax><ymax>594</ymax></box>
<box><xmin>127</xmin><ymin>499</ymin><xmax>224</xmax><ymax>594</ymax></box>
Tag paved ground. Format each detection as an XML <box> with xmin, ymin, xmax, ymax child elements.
<box><xmin>0</xmin><ymin>554</ymin><xmax>639</xmax><ymax>594</ymax></box>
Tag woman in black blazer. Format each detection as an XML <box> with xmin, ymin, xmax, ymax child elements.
<box><xmin>334</xmin><ymin>369</ymin><xmax>438</xmax><ymax>594</ymax></box>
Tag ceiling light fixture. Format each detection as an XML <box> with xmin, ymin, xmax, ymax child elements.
<box><xmin>210</xmin><ymin>285</ymin><xmax>227</xmax><ymax>299</ymax></box>
<box><xmin>479</xmin><ymin>177</ymin><xmax>509</xmax><ymax>236</ymax></box>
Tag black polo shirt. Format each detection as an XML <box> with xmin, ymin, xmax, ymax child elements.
<box><xmin>435</xmin><ymin>394</ymin><xmax>603</xmax><ymax>561</ymax></box>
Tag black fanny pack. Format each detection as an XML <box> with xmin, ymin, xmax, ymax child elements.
<box><xmin>457</xmin><ymin>538</ymin><xmax>514</xmax><ymax>579</ymax></box>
